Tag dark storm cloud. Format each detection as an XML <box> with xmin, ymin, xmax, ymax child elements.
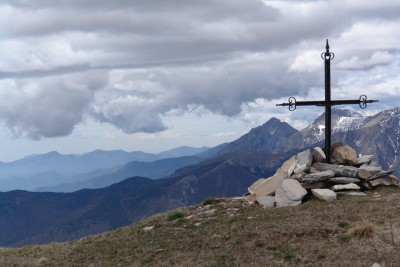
<box><xmin>0</xmin><ymin>0</ymin><xmax>399</xmax><ymax>137</ymax></box>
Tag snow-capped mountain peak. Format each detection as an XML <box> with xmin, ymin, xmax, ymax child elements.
<box><xmin>300</xmin><ymin>109</ymin><xmax>365</xmax><ymax>145</ymax></box>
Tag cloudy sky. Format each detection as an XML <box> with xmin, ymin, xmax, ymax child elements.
<box><xmin>0</xmin><ymin>0</ymin><xmax>399</xmax><ymax>162</ymax></box>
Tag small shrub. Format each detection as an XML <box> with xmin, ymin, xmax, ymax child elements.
<box><xmin>338</xmin><ymin>221</ymin><xmax>350</xmax><ymax>229</ymax></box>
<box><xmin>166</xmin><ymin>211</ymin><xmax>186</xmax><ymax>221</ymax></box>
<box><xmin>348</xmin><ymin>223</ymin><xmax>376</xmax><ymax>239</ymax></box>
<box><xmin>202</xmin><ymin>197</ymin><xmax>220</xmax><ymax>206</ymax></box>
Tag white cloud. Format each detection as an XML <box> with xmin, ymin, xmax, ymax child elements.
<box><xmin>0</xmin><ymin>0</ymin><xmax>399</xmax><ymax>157</ymax></box>
<box><xmin>0</xmin><ymin>71</ymin><xmax>106</xmax><ymax>139</ymax></box>
<box><xmin>337</xmin><ymin>51</ymin><xmax>394</xmax><ymax>69</ymax></box>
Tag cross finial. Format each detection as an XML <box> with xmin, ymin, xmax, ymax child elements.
<box><xmin>322</xmin><ymin>39</ymin><xmax>334</xmax><ymax>61</ymax></box>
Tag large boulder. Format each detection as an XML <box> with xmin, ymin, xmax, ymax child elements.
<box><xmin>357</xmin><ymin>165</ymin><xmax>382</xmax><ymax>180</ymax></box>
<box><xmin>332</xmin><ymin>145</ymin><xmax>358</xmax><ymax>165</ymax></box>
<box><xmin>311</xmin><ymin>189</ymin><xmax>337</xmax><ymax>202</ymax></box>
<box><xmin>275</xmin><ymin>179</ymin><xmax>307</xmax><ymax>207</ymax></box>
<box><xmin>256</xmin><ymin>195</ymin><xmax>275</xmax><ymax>208</ymax></box>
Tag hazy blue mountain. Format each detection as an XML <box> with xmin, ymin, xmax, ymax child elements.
<box><xmin>36</xmin><ymin>156</ymin><xmax>204</xmax><ymax>192</ymax></box>
<box><xmin>0</xmin><ymin>150</ymin><xmax>158</xmax><ymax>178</ymax></box>
<box><xmin>157</xmin><ymin>146</ymin><xmax>210</xmax><ymax>158</ymax></box>
<box><xmin>0</xmin><ymin>171</ymin><xmax>65</xmax><ymax>192</ymax></box>
<box><xmin>0</xmin><ymin>146</ymin><xmax>210</xmax><ymax>191</ymax></box>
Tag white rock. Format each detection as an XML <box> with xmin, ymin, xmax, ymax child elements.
<box><xmin>248</xmin><ymin>178</ymin><xmax>266</xmax><ymax>195</ymax></box>
<box><xmin>331</xmin><ymin>183</ymin><xmax>360</xmax><ymax>191</ymax></box>
<box><xmin>280</xmin><ymin>155</ymin><xmax>298</xmax><ymax>178</ymax></box>
<box><xmin>232</xmin><ymin>197</ymin><xmax>247</xmax><ymax>201</ymax></box>
<box><xmin>357</xmin><ymin>165</ymin><xmax>381</xmax><ymax>180</ymax></box>
<box><xmin>253</xmin><ymin>156</ymin><xmax>297</xmax><ymax>197</ymax></box>
<box><xmin>256</xmin><ymin>195</ymin><xmax>275</xmax><ymax>208</ymax></box>
<box><xmin>311</xmin><ymin>189</ymin><xmax>337</xmax><ymax>202</ymax></box>
<box><xmin>275</xmin><ymin>179</ymin><xmax>307</xmax><ymax>207</ymax></box>
<box><xmin>143</xmin><ymin>226</ymin><xmax>155</xmax><ymax>231</ymax></box>
<box><xmin>313</xmin><ymin>147</ymin><xmax>326</xmax><ymax>163</ymax></box>
<box><xmin>294</xmin><ymin>150</ymin><xmax>313</xmax><ymax>174</ymax></box>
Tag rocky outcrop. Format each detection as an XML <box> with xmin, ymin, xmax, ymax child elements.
<box><xmin>248</xmin><ymin>156</ymin><xmax>297</xmax><ymax>197</ymax></box>
<box><xmin>248</xmin><ymin>142</ymin><xmax>399</xmax><ymax>208</ymax></box>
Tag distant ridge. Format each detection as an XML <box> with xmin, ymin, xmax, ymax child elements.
<box><xmin>36</xmin><ymin>155</ymin><xmax>204</xmax><ymax>192</ymax></box>
<box><xmin>0</xmin><ymin>146</ymin><xmax>210</xmax><ymax>191</ymax></box>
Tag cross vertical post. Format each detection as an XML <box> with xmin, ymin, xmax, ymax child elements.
<box><xmin>276</xmin><ymin>40</ymin><xmax>378</xmax><ymax>163</ymax></box>
<box><xmin>323</xmin><ymin>40</ymin><xmax>333</xmax><ymax>163</ymax></box>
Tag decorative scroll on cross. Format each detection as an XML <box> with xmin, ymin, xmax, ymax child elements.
<box><xmin>277</xmin><ymin>40</ymin><xmax>378</xmax><ymax>163</ymax></box>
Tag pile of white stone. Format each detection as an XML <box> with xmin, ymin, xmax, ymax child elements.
<box><xmin>247</xmin><ymin>142</ymin><xmax>399</xmax><ymax>208</ymax></box>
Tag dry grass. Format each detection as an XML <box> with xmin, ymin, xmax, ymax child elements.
<box><xmin>348</xmin><ymin>223</ymin><xmax>376</xmax><ymax>239</ymax></box>
<box><xmin>1</xmin><ymin>187</ymin><xmax>400</xmax><ymax>266</ymax></box>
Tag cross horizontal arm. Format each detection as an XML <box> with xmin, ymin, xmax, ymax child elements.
<box><xmin>276</xmin><ymin>99</ymin><xmax>378</xmax><ymax>107</ymax></box>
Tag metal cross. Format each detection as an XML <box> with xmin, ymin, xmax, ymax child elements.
<box><xmin>276</xmin><ymin>40</ymin><xmax>378</xmax><ymax>163</ymax></box>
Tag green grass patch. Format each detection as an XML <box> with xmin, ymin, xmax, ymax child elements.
<box><xmin>338</xmin><ymin>221</ymin><xmax>350</xmax><ymax>229</ymax></box>
<box><xmin>166</xmin><ymin>211</ymin><xmax>186</xmax><ymax>221</ymax></box>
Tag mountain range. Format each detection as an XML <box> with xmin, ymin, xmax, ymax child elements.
<box><xmin>36</xmin><ymin>155</ymin><xmax>204</xmax><ymax>192</ymax></box>
<box><xmin>1</xmin><ymin>107</ymin><xmax>399</xmax><ymax>247</ymax></box>
<box><xmin>0</xmin><ymin>146</ymin><xmax>209</xmax><ymax>192</ymax></box>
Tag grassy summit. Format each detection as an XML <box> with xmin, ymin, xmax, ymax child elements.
<box><xmin>1</xmin><ymin>187</ymin><xmax>399</xmax><ymax>266</ymax></box>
